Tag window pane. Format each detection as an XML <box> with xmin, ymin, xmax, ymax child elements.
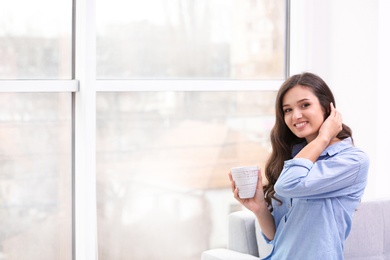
<box><xmin>96</xmin><ymin>91</ymin><xmax>275</xmax><ymax>259</ymax></box>
<box><xmin>0</xmin><ymin>0</ymin><xmax>72</xmax><ymax>79</ymax></box>
<box><xmin>0</xmin><ymin>93</ymin><xmax>72</xmax><ymax>259</ymax></box>
<box><xmin>97</xmin><ymin>0</ymin><xmax>286</xmax><ymax>79</ymax></box>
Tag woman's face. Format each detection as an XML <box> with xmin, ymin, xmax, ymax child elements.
<box><xmin>282</xmin><ymin>85</ymin><xmax>325</xmax><ymax>143</ymax></box>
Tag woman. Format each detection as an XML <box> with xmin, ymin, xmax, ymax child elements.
<box><xmin>229</xmin><ymin>72</ymin><xmax>369</xmax><ymax>259</ymax></box>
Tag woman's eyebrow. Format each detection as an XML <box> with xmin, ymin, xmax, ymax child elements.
<box><xmin>297</xmin><ymin>98</ymin><xmax>310</xmax><ymax>103</ymax></box>
<box><xmin>282</xmin><ymin>98</ymin><xmax>311</xmax><ymax>108</ymax></box>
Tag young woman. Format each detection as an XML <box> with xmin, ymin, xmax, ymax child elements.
<box><xmin>229</xmin><ymin>72</ymin><xmax>369</xmax><ymax>259</ymax></box>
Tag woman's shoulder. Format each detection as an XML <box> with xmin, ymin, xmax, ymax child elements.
<box><xmin>333</xmin><ymin>138</ymin><xmax>368</xmax><ymax>159</ymax></box>
<box><xmin>343</xmin><ymin>141</ymin><xmax>369</xmax><ymax>163</ymax></box>
<box><xmin>324</xmin><ymin>138</ymin><xmax>370</xmax><ymax>171</ymax></box>
<box><xmin>334</xmin><ymin>141</ymin><xmax>370</xmax><ymax>176</ymax></box>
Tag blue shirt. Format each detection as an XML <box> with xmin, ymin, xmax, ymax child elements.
<box><xmin>262</xmin><ymin>138</ymin><xmax>369</xmax><ymax>260</ymax></box>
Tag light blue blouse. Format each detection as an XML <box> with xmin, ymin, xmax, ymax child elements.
<box><xmin>262</xmin><ymin>137</ymin><xmax>369</xmax><ymax>260</ymax></box>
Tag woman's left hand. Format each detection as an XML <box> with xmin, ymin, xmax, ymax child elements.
<box><xmin>318</xmin><ymin>102</ymin><xmax>343</xmax><ymax>143</ymax></box>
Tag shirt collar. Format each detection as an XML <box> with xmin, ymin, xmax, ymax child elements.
<box><xmin>291</xmin><ymin>137</ymin><xmax>353</xmax><ymax>157</ymax></box>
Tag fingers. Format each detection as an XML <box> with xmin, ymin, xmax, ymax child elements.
<box><xmin>233</xmin><ymin>186</ymin><xmax>241</xmax><ymax>201</ymax></box>
<box><xmin>229</xmin><ymin>171</ymin><xmax>244</xmax><ymax>202</ymax></box>
<box><xmin>323</xmin><ymin>102</ymin><xmax>342</xmax><ymax>139</ymax></box>
<box><xmin>330</xmin><ymin>102</ymin><xmax>335</xmax><ymax>112</ymax></box>
<box><xmin>329</xmin><ymin>102</ymin><xmax>341</xmax><ymax>121</ymax></box>
<box><xmin>228</xmin><ymin>172</ymin><xmax>236</xmax><ymax>193</ymax></box>
<box><xmin>331</xmin><ymin>102</ymin><xmax>342</xmax><ymax>125</ymax></box>
<box><xmin>330</xmin><ymin>102</ymin><xmax>338</xmax><ymax>118</ymax></box>
<box><xmin>257</xmin><ymin>169</ymin><xmax>263</xmax><ymax>188</ymax></box>
<box><xmin>330</xmin><ymin>102</ymin><xmax>341</xmax><ymax>118</ymax></box>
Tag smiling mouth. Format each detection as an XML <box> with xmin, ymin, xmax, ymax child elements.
<box><xmin>294</xmin><ymin>122</ymin><xmax>307</xmax><ymax>129</ymax></box>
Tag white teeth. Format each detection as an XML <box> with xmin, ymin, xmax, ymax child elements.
<box><xmin>295</xmin><ymin>122</ymin><xmax>307</xmax><ymax>128</ymax></box>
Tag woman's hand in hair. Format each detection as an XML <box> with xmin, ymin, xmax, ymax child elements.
<box><xmin>318</xmin><ymin>102</ymin><xmax>343</xmax><ymax>145</ymax></box>
<box><xmin>295</xmin><ymin>102</ymin><xmax>343</xmax><ymax>162</ymax></box>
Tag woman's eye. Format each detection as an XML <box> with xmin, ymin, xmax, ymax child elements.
<box><xmin>302</xmin><ymin>103</ymin><xmax>310</xmax><ymax>108</ymax></box>
<box><xmin>284</xmin><ymin>108</ymin><xmax>292</xmax><ymax>113</ymax></box>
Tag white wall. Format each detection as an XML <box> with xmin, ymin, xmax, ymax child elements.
<box><xmin>290</xmin><ymin>0</ymin><xmax>390</xmax><ymax>200</ymax></box>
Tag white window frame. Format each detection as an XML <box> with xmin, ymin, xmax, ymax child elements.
<box><xmin>0</xmin><ymin>80</ymin><xmax>78</xmax><ymax>92</ymax></box>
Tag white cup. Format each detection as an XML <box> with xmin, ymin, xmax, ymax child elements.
<box><xmin>231</xmin><ymin>166</ymin><xmax>259</xmax><ymax>199</ymax></box>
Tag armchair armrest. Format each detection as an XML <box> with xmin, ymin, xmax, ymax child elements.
<box><xmin>227</xmin><ymin>211</ymin><xmax>258</xmax><ymax>257</ymax></box>
<box><xmin>201</xmin><ymin>210</ymin><xmax>273</xmax><ymax>260</ymax></box>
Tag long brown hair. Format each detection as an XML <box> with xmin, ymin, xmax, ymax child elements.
<box><xmin>263</xmin><ymin>72</ymin><xmax>353</xmax><ymax>210</ymax></box>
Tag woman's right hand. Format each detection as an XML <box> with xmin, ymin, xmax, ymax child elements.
<box><xmin>229</xmin><ymin>169</ymin><xmax>268</xmax><ymax>214</ymax></box>
<box><xmin>229</xmin><ymin>169</ymin><xmax>277</xmax><ymax>241</ymax></box>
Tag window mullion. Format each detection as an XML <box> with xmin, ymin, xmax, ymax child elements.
<box><xmin>74</xmin><ymin>0</ymin><xmax>97</xmax><ymax>259</ymax></box>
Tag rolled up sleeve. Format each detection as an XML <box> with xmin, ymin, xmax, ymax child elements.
<box><xmin>274</xmin><ymin>151</ymin><xmax>368</xmax><ymax>199</ymax></box>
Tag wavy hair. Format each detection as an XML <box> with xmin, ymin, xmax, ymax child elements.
<box><xmin>263</xmin><ymin>72</ymin><xmax>353</xmax><ymax>210</ymax></box>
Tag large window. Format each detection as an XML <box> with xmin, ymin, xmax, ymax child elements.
<box><xmin>1</xmin><ymin>0</ymin><xmax>288</xmax><ymax>259</ymax></box>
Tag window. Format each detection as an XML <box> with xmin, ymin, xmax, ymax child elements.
<box><xmin>1</xmin><ymin>0</ymin><xmax>288</xmax><ymax>259</ymax></box>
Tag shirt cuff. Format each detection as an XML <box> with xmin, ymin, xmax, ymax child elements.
<box><xmin>261</xmin><ymin>232</ymin><xmax>274</xmax><ymax>244</ymax></box>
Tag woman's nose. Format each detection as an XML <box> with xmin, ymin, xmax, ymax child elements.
<box><xmin>293</xmin><ymin>110</ymin><xmax>302</xmax><ymax>119</ymax></box>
